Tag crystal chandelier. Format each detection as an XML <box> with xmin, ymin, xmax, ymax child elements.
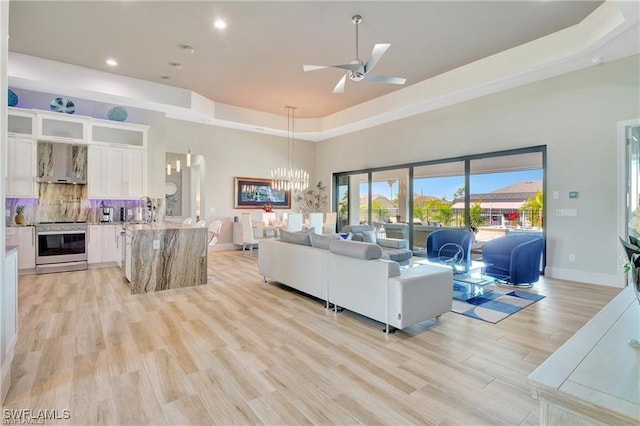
<box><xmin>271</xmin><ymin>106</ymin><xmax>309</xmax><ymax>191</ymax></box>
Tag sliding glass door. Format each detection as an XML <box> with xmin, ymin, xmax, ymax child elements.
<box><xmin>412</xmin><ymin>162</ymin><xmax>465</xmax><ymax>254</ymax></box>
<box><xmin>333</xmin><ymin>146</ymin><xmax>546</xmax><ymax>268</ymax></box>
<box><xmin>469</xmin><ymin>152</ymin><xmax>543</xmax><ymax>243</ymax></box>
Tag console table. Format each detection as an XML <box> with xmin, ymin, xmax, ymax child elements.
<box><xmin>528</xmin><ymin>286</ymin><xmax>639</xmax><ymax>425</ymax></box>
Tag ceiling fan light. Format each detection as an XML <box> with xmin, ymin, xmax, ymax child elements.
<box><xmin>349</xmin><ymin>70</ymin><xmax>365</xmax><ymax>81</ymax></box>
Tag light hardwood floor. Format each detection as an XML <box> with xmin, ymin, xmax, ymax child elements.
<box><xmin>2</xmin><ymin>250</ymin><xmax>621</xmax><ymax>425</ymax></box>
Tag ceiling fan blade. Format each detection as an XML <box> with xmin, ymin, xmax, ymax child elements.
<box><xmin>303</xmin><ymin>63</ymin><xmax>361</xmax><ymax>72</ymax></box>
<box><xmin>362</xmin><ymin>74</ymin><xmax>406</xmax><ymax>85</ymax></box>
<box><xmin>364</xmin><ymin>43</ymin><xmax>390</xmax><ymax>74</ymax></box>
<box><xmin>333</xmin><ymin>73</ymin><xmax>347</xmax><ymax>93</ymax></box>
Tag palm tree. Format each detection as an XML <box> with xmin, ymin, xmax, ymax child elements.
<box><xmin>520</xmin><ymin>190</ymin><xmax>544</xmax><ymax>227</ymax></box>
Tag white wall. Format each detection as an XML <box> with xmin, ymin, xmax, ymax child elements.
<box><xmin>146</xmin><ymin>118</ymin><xmax>316</xmax><ymax>248</ymax></box>
<box><xmin>315</xmin><ymin>55</ymin><xmax>640</xmax><ymax>287</ymax></box>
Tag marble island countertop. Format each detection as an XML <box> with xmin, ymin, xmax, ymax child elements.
<box><xmin>124</xmin><ymin>222</ymin><xmax>198</xmax><ymax>231</ymax></box>
<box><xmin>125</xmin><ymin>222</ymin><xmax>208</xmax><ymax>294</ymax></box>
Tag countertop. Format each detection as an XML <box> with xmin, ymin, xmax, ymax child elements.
<box><xmin>124</xmin><ymin>222</ymin><xmax>201</xmax><ymax>231</ymax></box>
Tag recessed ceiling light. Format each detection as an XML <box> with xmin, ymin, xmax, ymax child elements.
<box><xmin>105</xmin><ymin>58</ymin><xmax>118</xmax><ymax>67</ymax></box>
<box><xmin>160</xmin><ymin>75</ymin><xmax>171</xmax><ymax>80</ymax></box>
<box><xmin>213</xmin><ymin>19</ymin><xmax>227</xmax><ymax>30</ymax></box>
<box><xmin>180</xmin><ymin>44</ymin><xmax>195</xmax><ymax>54</ymax></box>
<box><xmin>169</xmin><ymin>62</ymin><xmax>183</xmax><ymax>70</ymax></box>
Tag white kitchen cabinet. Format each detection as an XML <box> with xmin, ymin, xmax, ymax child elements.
<box><xmin>90</xmin><ymin>119</ymin><xmax>148</xmax><ymax>147</ymax></box>
<box><xmin>5</xmin><ymin>227</ymin><xmax>36</xmax><ymax>272</ymax></box>
<box><xmin>88</xmin><ymin>225</ymin><xmax>121</xmax><ymax>265</ymax></box>
<box><xmin>37</xmin><ymin>112</ymin><xmax>89</xmax><ymax>143</ymax></box>
<box><xmin>6</xmin><ymin>137</ymin><xmax>37</xmax><ymax>197</ymax></box>
<box><xmin>8</xmin><ymin>108</ymin><xmax>35</xmax><ymax>137</ymax></box>
<box><xmin>126</xmin><ymin>147</ymin><xmax>146</xmax><ymax>198</ymax></box>
<box><xmin>17</xmin><ymin>227</ymin><xmax>36</xmax><ymax>270</ymax></box>
<box><xmin>88</xmin><ymin>144</ymin><xmax>146</xmax><ymax>199</ymax></box>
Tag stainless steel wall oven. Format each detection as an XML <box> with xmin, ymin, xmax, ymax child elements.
<box><xmin>35</xmin><ymin>222</ymin><xmax>88</xmax><ymax>274</ymax></box>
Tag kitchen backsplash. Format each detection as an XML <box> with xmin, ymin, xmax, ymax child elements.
<box><xmin>6</xmin><ymin>183</ymin><xmax>148</xmax><ymax>225</ymax></box>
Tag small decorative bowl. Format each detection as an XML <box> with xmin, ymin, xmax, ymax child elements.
<box><xmin>50</xmin><ymin>97</ymin><xmax>75</xmax><ymax>114</ymax></box>
<box><xmin>107</xmin><ymin>106</ymin><xmax>128</xmax><ymax>122</ymax></box>
<box><xmin>8</xmin><ymin>89</ymin><xmax>18</xmax><ymax>107</ymax></box>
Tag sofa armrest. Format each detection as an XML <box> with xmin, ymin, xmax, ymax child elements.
<box><xmin>377</xmin><ymin>237</ymin><xmax>408</xmax><ymax>249</ymax></box>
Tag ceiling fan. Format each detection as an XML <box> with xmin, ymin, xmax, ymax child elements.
<box><xmin>303</xmin><ymin>15</ymin><xmax>406</xmax><ymax>93</ymax></box>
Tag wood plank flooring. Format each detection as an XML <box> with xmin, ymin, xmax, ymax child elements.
<box><xmin>2</xmin><ymin>250</ymin><xmax>621</xmax><ymax>425</ymax></box>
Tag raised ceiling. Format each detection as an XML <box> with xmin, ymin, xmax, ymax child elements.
<box><xmin>8</xmin><ymin>1</ymin><xmax>604</xmax><ymax>119</ymax></box>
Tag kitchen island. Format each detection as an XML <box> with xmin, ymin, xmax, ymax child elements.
<box><xmin>124</xmin><ymin>222</ymin><xmax>207</xmax><ymax>294</ymax></box>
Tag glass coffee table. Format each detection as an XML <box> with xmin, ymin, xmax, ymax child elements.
<box><xmin>414</xmin><ymin>259</ymin><xmax>496</xmax><ymax>301</ymax></box>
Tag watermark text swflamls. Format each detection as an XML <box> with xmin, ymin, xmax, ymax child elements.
<box><xmin>2</xmin><ymin>409</ymin><xmax>71</xmax><ymax>424</ymax></box>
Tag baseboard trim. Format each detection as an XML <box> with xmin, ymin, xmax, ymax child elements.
<box><xmin>545</xmin><ymin>267</ymin><xmax>623</xmax><ymax>288</ymax></box>
<box><xmin>209</xmin><ymin>243</ymin><xmax>241</xmax><ymax>251</ymax></box>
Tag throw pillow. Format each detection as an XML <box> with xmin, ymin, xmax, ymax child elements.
<box><xmin>329</xmin><ymin>240</ymin><xmax>383</xmax><ymax>260</ymax></box>
<box><xmin>362</xmin><ymin>230</ymin><xmax>377</xmax><ymax>244</ymax></box>
<box><xmin>279</xmin><ymin>228</ymin><xmax>312</xmax><ymax>246</ymax></box>
<box><xmin>310</xmin><ymin>233</ymin><xmax>340</xmax><ymax>250</ymax></box>
<box><xmin>338</xmin><ymin>232</ymin><xmax>352</xmax><ymax>240</ymax></box>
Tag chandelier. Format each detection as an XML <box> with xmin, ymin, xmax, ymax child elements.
<box><xmin>271</xmin><ymin>106</ymin><xmax>309</xmax><ymax>191</ymax></box>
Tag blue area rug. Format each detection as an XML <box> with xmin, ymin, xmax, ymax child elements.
<box><xmin>451</xmin><ymin>287</ymin><xmax>545</xmax><ymax>323</ymax></box>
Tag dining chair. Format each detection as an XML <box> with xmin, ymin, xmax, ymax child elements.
<box><xmin>286</xmin><ymin>213</ymin><xmax>303</xmax><ymax>232</ymax></box>
<box><xmin>207</xmin><ymin>220</ymin><xmax>223</xmax><ymax>246</ymax></box>
<box><xmin>240</xmin><ymin>213</ymin><xmax>258</xmax><ymax>253</ymax></box>
<box><xmin>323</xmin><ymin>212</ymin><xmax>337</xmax><ymax>234</ymax></box>
<box><xmin>308</xmin><ymin>212</ymin><xmax>323</xmax><ymax>235</ymax></box>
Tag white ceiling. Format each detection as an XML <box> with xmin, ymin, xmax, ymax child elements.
<box><xmin>8</xmin><ymin>0</ymin><xmax>606</xmax><ymax>120</ymax></box>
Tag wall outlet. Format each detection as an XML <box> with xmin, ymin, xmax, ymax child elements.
<box><xmin>152</xmin><ymin>239</ymin><xmax>160</xmax><ymax>250</ymax></box>
<box><xmin>209</xmin><ymin>207</ymin><xmax>215</xmax><ymax>213</ymax></box>
<box><xmin>569</xmin><ymin>254</ymin><xmax>576</xmax><ymax>262</ymax></box>
<box><xmin>553</xmin><ymin>191</ymin><xmax>559</xmax><ymax>200</ymax></box>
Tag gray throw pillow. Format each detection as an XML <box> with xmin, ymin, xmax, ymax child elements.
<box><xmin>279</xmin><ymin>228</ymin><xmax>312</xmax><ymax>246</ymax></box>
<box><xmin>361</xmin><ymin>230</ymin><xmax>377</xmax><ymax>244</ymax></box>
<box><xmin>310</xmin><ymin>233</ymin><xmax>340</xmax><ymax>250</ymax></box>
<box><xmin>329</xmin><ymin>240</ymin><xmax>383</xmax><ymax>260</ymax></box>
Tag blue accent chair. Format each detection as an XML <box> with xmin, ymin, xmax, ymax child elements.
<box><xmin>426</xmin><ymin>229</ymin><xmax>474</xmax><ymax>270</ymax></box>
<box><xmin>482</xmin><ymin>234</ymin><xmax>544</xmax><ymax>287</ymax></box>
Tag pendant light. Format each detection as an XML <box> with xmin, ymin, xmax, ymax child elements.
<box><xmin>167</xmin><ymin>162</ymin><xmax>171</xmax><ymax>175</ymax></box>
<box><xmin>271</xmin><ymin>106</ymin><xmax>309</xmax><ymax>191</ymax></box>
<box><xmin>176</xmin><ymin>157</ymin><xmax>181</xmax><ymax>172</ymax></box>
<box><xmin>187</xmin><ymin>148</ymin><xmax>191</xmax><ymax>167</ymax></box>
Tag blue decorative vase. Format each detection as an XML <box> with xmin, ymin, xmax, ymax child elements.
<box><xmin>8</xmin><ymin>89</ymin><xmax>18</xmax><ymax>107</ymax></box>
<box><xmin>107</xmin><ymin>106</ymin><xmax>128</xmax><ymax>122</ymax></box>
<box><xmin>50</xmin><ymin>97</ymin><xmax>75</xmax><ymax>114</ymax></box>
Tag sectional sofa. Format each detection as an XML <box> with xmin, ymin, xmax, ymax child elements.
<box><xmin>258</xmin><ymin>232</ymin><xmax>453</xmax><ymax>332</ymax></box>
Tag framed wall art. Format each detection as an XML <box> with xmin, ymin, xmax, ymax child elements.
<box><xmin>234</xmin><ymin>177</ymin><xmax>291</xmax><ymax>209</ymax></box>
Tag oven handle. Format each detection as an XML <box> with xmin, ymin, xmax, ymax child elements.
<box><xmin>37</xmin><ymin>230</ymin><xmax>86</xmax><ymax>235</ymax></box>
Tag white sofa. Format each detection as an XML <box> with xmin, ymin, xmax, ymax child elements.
<box><xmin>258</xmin><ymin>236</ymin><xmax>453</xmax><ymax>332</ymax></box>
<box><xmin>258</xmin><ymin>237</ymin><xmax>329</xmax><ymax>304</ymax></box>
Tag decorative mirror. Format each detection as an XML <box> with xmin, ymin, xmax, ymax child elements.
<box><xmin>165</xmin><ymin>152</ymin><xmax>205</xmax><ymax>220</ymax></box>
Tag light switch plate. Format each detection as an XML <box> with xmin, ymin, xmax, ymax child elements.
<box><xmin>152</xmin><ymin>239</ymin><xmax>160</xmax><ymax>249</ymax></box>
